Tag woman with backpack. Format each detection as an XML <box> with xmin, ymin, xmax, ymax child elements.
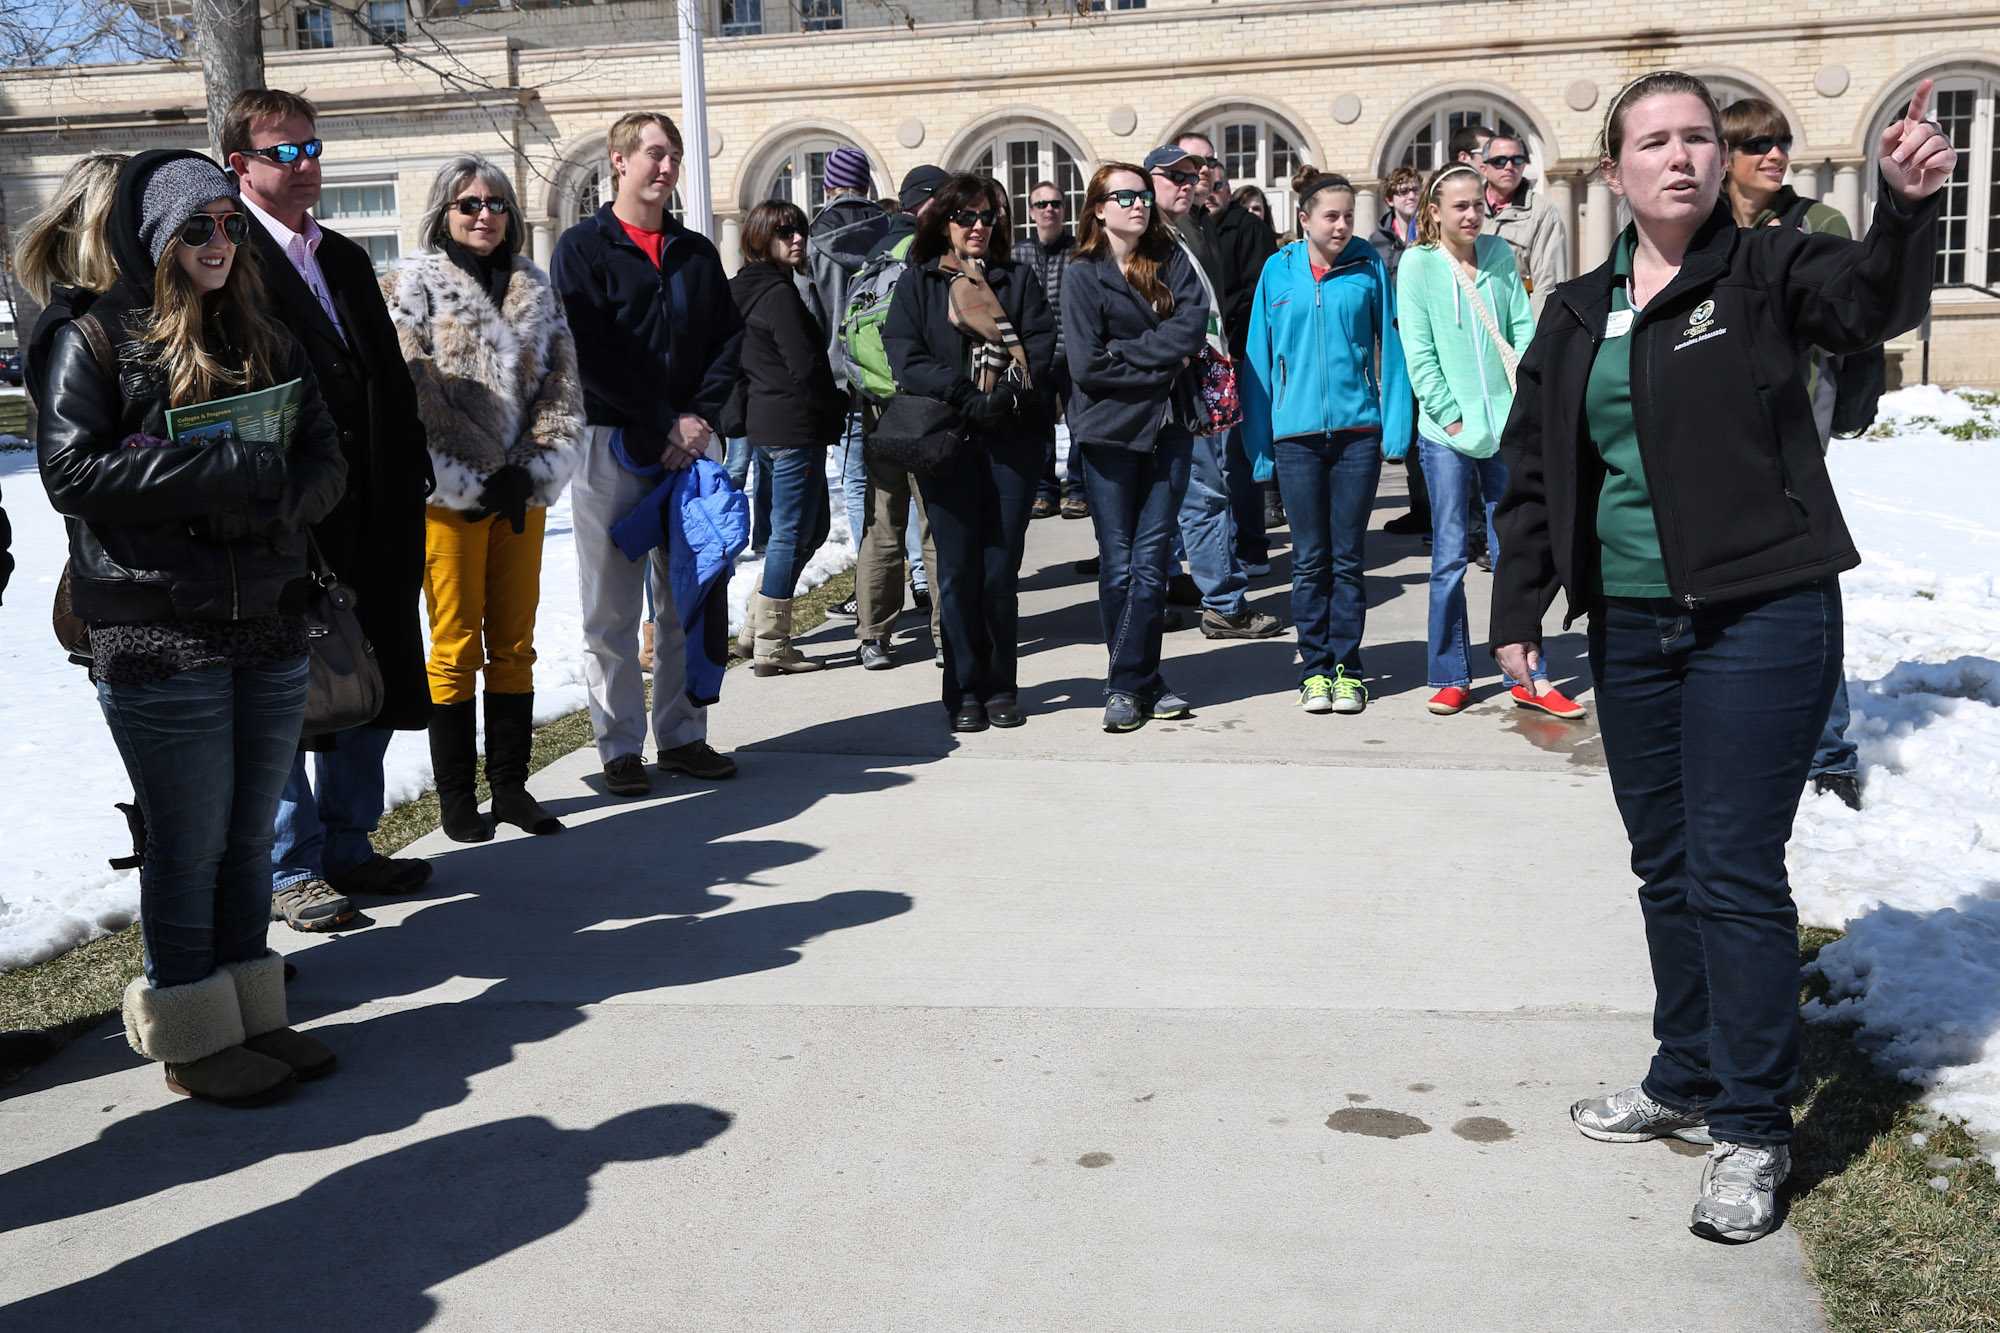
<box><xmin>730</xmin><ymin>198</ymin><xmax>847</xmax><ymax>676</ymax></box>
<box><xmin>883</xmin><ymin>174</ymin><xmax>1057</xmax><ymax>732</ymax></box>
<box><xmin>1397</xmin><ymin>163</ymin><xmax>1585</xmax><ymax>721</ymax></box>
<box><xmin>38</xmin><ymin>150</ymin><xmax>348</xmax><ymax>1105</ymax></box>
<box><xmin>1493</xmin><ymin>73</ymin><xmax>1949</xmax><ymax>1242</ymax></box>
<box><xmin>1061</xmin><ymin>162</ymin><xmax>1210</xmax><ymax>733</ymax></box>
<box><xmin>1240</xmin><ymin>171</ymin><xmax>1411</xmax><ymax>717</ymax></box>
<box><xmin>382</xmin><ymin>155</ymin><xmax>584</xmax><ymax>844</ymax></box>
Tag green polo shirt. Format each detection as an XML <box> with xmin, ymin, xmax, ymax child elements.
<box><xmin>1589</xmin><ymin>229</ymin><xmax>1670</xmax><ymax>598</ymax></box>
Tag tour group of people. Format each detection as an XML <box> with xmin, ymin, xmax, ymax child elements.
<box><xmin>19</xmin><ymin>72</ymin><xmax>1952</xmax><ymax>1245</ymax></box>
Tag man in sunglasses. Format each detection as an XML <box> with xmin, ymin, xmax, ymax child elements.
<box><xmin>1022</xmin><ymin>179</ymin><xmax>1085</xmax><ymax>521</ymax></box>
<box><xmin>1477</xmin><ymin>131</ymin><xmax>1569</xmax><ymax>317</ymax></box>
<box><xmin>223</xmin><ymin>88</ymin><xmax>438</xmax><ymax>932</ymax></box>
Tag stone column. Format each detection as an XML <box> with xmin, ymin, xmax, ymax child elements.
<box><xmin>1354</xmin><ymin>186</ymin><xmax>1381</xmax><ymax>244</ymax></box>
<box><xmin>718</xmin><ymin>215</ymin><xmax>743</xmax><ymax>277</ymax></box>
<box><xmin>1832</xmin><ymin>162</ymin><xmax>1864</xmax><ymax>237</ymax></box>
<box><xmin>1582</xmin><ymin>178</ymin><xmax>1617</xmax><ymax>271</ymax></box>
<box><xmin>531</xmin><ymin>222</ymin><xmax>554</xmax><ymax>271</ymax></box>
<box><xmin>1546</xmin><ymin>172</ymin><xmax>1579</xmax><ymax>276</ymax></box>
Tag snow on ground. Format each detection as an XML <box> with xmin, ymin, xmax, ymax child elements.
<box><xmin>0</xmin><ymin>445</ymin><xmax>853</xmax><ymax>973</ymax></box>
<box><xmin>1791</xmin><ymin>387</ymin><xmax>2000</xmax><ymax>1165</ymax></box>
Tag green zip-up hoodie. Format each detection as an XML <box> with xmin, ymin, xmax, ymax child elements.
<box><xmin>1396</xmin><ymin>235</ymin><xmax>1536</xmax><ymax>460</ymax></box>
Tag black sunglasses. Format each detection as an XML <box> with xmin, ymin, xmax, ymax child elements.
<box><xmin>1484</xmin><ymin>153</ymin><xmax>1530</xmax><ymax>169</ymax></box>
<box><xmin>1106</xmin><ymin>188</ymin><xmax>1156</xmax><ymax>208</ymax></box>
<box><xmin>1153</xmin><ymin>168</ymin><xmax>1200</xmax><ymax>187</ymax></box>
<box><xmin>244</xmin><ymin>138</ymin><xmax>324</xmax><ymax>165</ymax></box>
<box><xmin>773</xmin><ymin>224</ymin><xmax>804</xmax><ymax>240</ymax></box>
<box><xmin>453</xmin><ymin>196</ymin><xmax>511</xmax><ymax>217</ymax></box>
<box><xmin>950</xmin><ymin>209</ymin><xmax>1000</xmax><ymax>229</ymax></box>
<box><xmin>180</xmin><ymin>212</ymin><xmax>249</xmax><ymax>247</ymax></box>
<box><xmin>1734</xmin><ymin>134</ymin><xmax>1794</xmax><ymax>157</ymax></box>
<box><xmin>1030</xmin><ymin>198</ymin><xmax>1065</xmax><ymax>211</ymax></box>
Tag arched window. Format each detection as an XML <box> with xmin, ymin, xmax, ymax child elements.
<box><xmin>761</xmin><ymin>137</ymin><xmax>875</xmax><ymax>214</ymax></box>
<box><xmin>1179</xmin><ymin>108</ymin><xmax>1305</xmax><ymax>221</ymax></box>
<box><xmin>1870</xmin><ymin>73</ymin><xmax>1994</xmax><ymax>286</ymax></box>
<box><xmin>963</xmin><ymin>127</ymin><xmax>1088</xmax><ymax>243</ymax></box>
<box><xmin>1391</xmin><ymin>94</ymin><xmax>1546</xmax><ymax>184</ymax></box>
<box><xmin>1700</xmin><ymin>75</ymin><xmax>1762</xmax><ymax>113</ymax></box>
<box><xmin>564</xmin><ymin>164</ymin><xmax>684</xmax><ymax>228</ymax></box>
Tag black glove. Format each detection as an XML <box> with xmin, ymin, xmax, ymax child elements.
<box><xmin>961</xmin><ymin>384</ymin><xmax>1019</xmax><ymax>429</ymax></box>
<box><xmin>476</xmin><ymin>465</ymin><xmax>533</xmax><ymax>534</ymax></box>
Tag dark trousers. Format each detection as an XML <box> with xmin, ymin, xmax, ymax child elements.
<box><xmin>1223</xmin><ymin>426</ymin><xmax>1268</xmax><ymax>563</ymax></box>
<box><xmin>1036</xmin><ymin>431</ymin><xmax>1083</xmax><ymax>504</ymax></box>
<box><xmin>1080</xmin><ymin>430</ymin><xmax>1193</xmax><ymax>698</ymax></box>
<box><xmin>918</xmin><ymin>436</ymin><xmax>1039</xmax><ymax>711</ymax></box>
<box><xmin>1272</xmin><ymin>432</ymin><xmax>1382</xmax><ymax>680</ymax></box>
<box><xmin>1590</xmin><ymin>580</ymin><xmax>1843</xmax><ymax>1145</ymax></box>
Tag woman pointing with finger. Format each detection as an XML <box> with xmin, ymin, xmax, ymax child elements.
<box><xmin>1489</xmin><ymin>73</ymin><xmax>1951</xmax><ymax>1244</ymax></box>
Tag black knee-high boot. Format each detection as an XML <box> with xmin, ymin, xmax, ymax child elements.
<box><xmin>429</xmin><ymin>699</ymin><xmax>492</xmax><ymax>843</ymax></box>
<box><xmin>485</xmin><ymin>692</ymin><xmax>562</xmax><ymax>836</ymax></box>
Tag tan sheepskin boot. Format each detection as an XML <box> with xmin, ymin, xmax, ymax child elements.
<box><xmin>752</xmin><ymin>594</ymin><xmax>823</xmax><ymax>676</ymax></box>
<box><xmin>121</xmin><ymin>970</ymin><xmax>292</xmax><ymax>1106</ymax></box>
<box><xmin>223</xmin><ymin>951</ymin><xmax>335</xmax><ymax>1081</ymax></box>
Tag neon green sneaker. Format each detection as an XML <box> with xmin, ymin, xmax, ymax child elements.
<box><xmin>1299</xmin><ymin>674</ymin><xmax>1335</xmax><ymax>714</ymax></box>
<box><xmin>1329</xmin><ymin>666</ymin><xmax>1369</xmax><ymax>715</ymax></box>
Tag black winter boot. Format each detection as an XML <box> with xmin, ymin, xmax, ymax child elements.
<box><xmin>485</xmin><ymin>692</ymin><xmax>563</xmax><ymax>836</ymax></box>
<box><xmin>429</xmin><ymin>700</ymin><xmax>492</xmax><ymax>843</ymax></box>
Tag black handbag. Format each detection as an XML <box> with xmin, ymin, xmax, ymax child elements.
<box><xmin>864</xmin><ymin>393</ymin><xmax>969</xmax><ymax>478</ymax></box>
<box><xmin>301</xmin><ymin>536</ymin><xmax>384</xmax><ymax>738</ymax></box>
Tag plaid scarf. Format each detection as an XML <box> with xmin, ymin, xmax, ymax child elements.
<box><xmin>944</xmin><ymin>258</ymin><xmax>1031</xmax><ymax>393</ymax></box>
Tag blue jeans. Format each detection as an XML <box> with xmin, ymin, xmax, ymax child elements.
<box><xmin>1081</xmin><ymin>431</ymin><xmax>1193</xmax><ymax>698</ymax></box>
<box><xmin>1418</xmin><ymin>439</ymin><xmax>1545</xmax><ymax>689</ymax></box>
<box><xmin>272</xmin><ymin>723</ymin><xmax>395</xmax><ymax>890</ymax></box>
<box><xmin>758</xmin><ymin>445</ymin><xmax>832</xmax><ymax>598</ymax></box>
<box><xmin>840</xmin><ymin>416</ymin><xmax>924</xmax><ymax>584</ymax></box>
<box><xmin>1272</xmin><ymin>432</ymin><xmax>1382</xmax><ymax>680</ymax></box>
<box><xmin>1811</xmin><ymin>677</ymin><xmax>1858</xmax><ymax>778</ymax></box>
<box><xmin>1177</xmin><ymin>432</ymin><xmax>1248</xmax><ymax>616</ymax></box>
<box><xmin>1222</xmin><ymin>425</ymin><xmax>1268</xmax><ymax>564</ymax></box>
<box><xmin>725</xmin><ymin>435</ymin><xmax>773</xmax><ymax>553</ymax></box>
<box><xmin>1590</xmin><ymin>580</ymin><xmax>1843</xmax><ymax>1145</ymax></box>
<box><xmin>97</xmin><ymin>657</ymin><xmax>309</xmax><ymax>987</ymax></box>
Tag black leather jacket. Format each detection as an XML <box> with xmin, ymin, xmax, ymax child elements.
<box><xmin>37</xmin><ymin>298</ymin><xmax>347</xmax><ymax>624</ymax></box>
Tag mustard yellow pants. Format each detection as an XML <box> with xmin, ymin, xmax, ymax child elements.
<box><xmin>423</xmin><ymin>504</ymin><xmax>546</xmax><ymax>705</ymax></box>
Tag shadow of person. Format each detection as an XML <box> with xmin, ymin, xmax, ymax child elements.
<box><xmin>1</xmin><ymin>1104</ymin><xmax>731</xmax><ymax>1329</ymax></box>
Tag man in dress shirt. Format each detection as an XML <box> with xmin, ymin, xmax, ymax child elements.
<box><xmin>222</xmin><ymin>89</ymin><xmax>436</xmax><ymax>933</ymax></box>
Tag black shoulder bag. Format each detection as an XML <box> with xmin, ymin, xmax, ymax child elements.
<box><xmin>301</xmin><ymin>533</ymin><xmax>385</xmax><ymax>739</ymax></box>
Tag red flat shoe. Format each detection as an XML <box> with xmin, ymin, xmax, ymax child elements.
<box><xmin>1513</xmin><ymin>685</ymin><xmax>1587</xmax><ymax>720</ymax></box>
<box><xmin>1427</xmin><ymin>686</ymin><xmax>1472</xmax><ymax>715</ymax></box>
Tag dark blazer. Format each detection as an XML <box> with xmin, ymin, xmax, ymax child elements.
<box><xmin>249</xmin><ymin>213</ymin><xmax>435</xmax><ymax>730</ymax></box>
<box><xmin>881</xmin><ymin>255</ymin><xmax>1059</xmax><ymax>435</ymax></box>
<box><xmin>728</xmin><ymin>261</ymin><xmax>845</xmax><ymax>448</ymax></box>
<box><xmin>1490</xmin><ymin>184</ymin><xmax>1940</xmax><ymax>646</ymax></box>
<box><xmin>1060</xmin><ymin>246</ymin><xmax>1209</xmax><ymax>453</ymax></box>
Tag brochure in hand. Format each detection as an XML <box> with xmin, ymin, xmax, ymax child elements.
<box><xmin>163</xmin><ymin>377</ymin><xmax>305</xmax><ymax>449</ymax></box>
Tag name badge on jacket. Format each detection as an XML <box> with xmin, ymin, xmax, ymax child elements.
<box><xmin>1604</xmin><ymin>309</ymin><xmax>1634</xmax><ymax>339</ymax></box>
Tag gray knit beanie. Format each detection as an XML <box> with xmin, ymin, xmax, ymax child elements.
<box><xmin>139</xmin><ymin>157</ymin><xmax>239</xmax><ymax>264</ymax></box>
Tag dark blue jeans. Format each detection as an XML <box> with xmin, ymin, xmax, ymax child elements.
<box><xmin>1272</xmin><ymin>432</ymin><xmax>1382</xmax><ymax>681</ymax></box>
<box><xmin>726</xmin><ymin>435</ymin><xmax>775</xmax><ymax>553</ymax></box>
<box><xmin>98</xmin><ymin>657</ymin><xmax>310</xmax><ymax>987</ymax></box>
<box><xmin>758</xmin><ymin>445</ymin><xmax>832</xmax><ymax>598</ymax></box>
<box><xmin>273</xmin><ymin>723</ymin><xmax>394</xmax><ymax>889</ymax></box>
<box><xmin>1811</xmin><ymin>678</ymin><xmax>1858</xmax><ymax>778</ymax></box>
<box><xmin>1080</xmin><ymin>430</ymin><xmax>1193</xmax><ymax>699</ymax></box>
<box><xmin>918</xmin><ymin>436</ymin><xmax>1039</xmax><ymax>711</ymax></box>
<box><xmin>1589</xmin><ymin>580</ymin><xmax>1843</xmax><ymax>1145</ymax></box>
<box><xmin>1223</xmin><ymin>425</ymin><xmax>1268</xmax><ymax>564</ymax></box>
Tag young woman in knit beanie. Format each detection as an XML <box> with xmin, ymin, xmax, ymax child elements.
<box><xmin>37</xmin><ymin>149</ymin><xmax>349</xmax><ymax>1106</ymax></box>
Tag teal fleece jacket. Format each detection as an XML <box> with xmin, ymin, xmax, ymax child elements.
<box><xmin>1240</xmin><ymin>236</ymin><xmax>1413</xmax><ymax>482</ymax></box>
<box><xmin>1394</xmin><ymin>236</ymin><xmax>1535</xmax><ymax>460</ymax></box>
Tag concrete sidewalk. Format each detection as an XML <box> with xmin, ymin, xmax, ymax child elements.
<box><xmin>0</xmin><ymin>472</ymin><xmax>1824</xmax><ymax>1331</ymax></box>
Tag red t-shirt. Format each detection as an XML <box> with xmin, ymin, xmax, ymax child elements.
<box><xmin>1310</xmin><ymin>262</ymin><xmax>1332</xmax><ymax>282</ymax></box>
<box><xmin>619</xmin><ymin>217</ymin><xmax>666</xmax><ymax>268</ymax></box>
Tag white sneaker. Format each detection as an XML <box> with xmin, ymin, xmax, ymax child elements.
<box><xmin>1690</xmin><ymin>1142</ymin><xmax>1790</xmax><ymax>1243</ymax></box>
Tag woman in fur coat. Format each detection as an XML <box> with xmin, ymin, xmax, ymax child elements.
<box><xmin>384</xmin><ymin>155</ymin><xmax>584</xmax><ymax>843</ymax></box>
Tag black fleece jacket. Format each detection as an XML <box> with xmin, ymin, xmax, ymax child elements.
<box><xmin>882</xmin><ymin>255</ymin><xmax>1059</xmax><ymax>434</ymax></box>
<box><xmin>729</xmin><ymin>261</ymin><xmax>846</xmax><ymax>448</ymax></box>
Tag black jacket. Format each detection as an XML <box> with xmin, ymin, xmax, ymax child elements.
<box><xmin>1209</xmin><ymin>200</ymin><xmax>1277</xmax><ymax>356</ymax></box>
<box><xmin>37</xmin><ymin>288</ymin><xmax>347</xmax><ymax>625</ymax></box>
<box><xmin>882</xmin><ymin>255</ymin><xmax>1059</xmax><ymax>436</ymax></box>
<box><xmin>550</xmin><ymin>203</ymin><xmax>743</xmax><ymax>453</ymax></box>
<box><xmin>0</xmin><ymin>481</ymin><xmax>12</xmax><ymax>605</ymax></box>
<box><xmin>728</xmin><ymin>261</ymin><xmax>846</xmax><ymax>448</ymax></box>
<box><xmin>1060</xmin><ymin>246</ymin><xmax>1209</xmax><ymax>453</ymax></box>
<box><xmin>248</xmin><ymin>201</ymin><xmax>435</xmax><ymax>729</ymax></box>
<box><xmin>1491</xmin><ymin>184</ymin><xmax>1941</xmax><ymax>646</ymax></box>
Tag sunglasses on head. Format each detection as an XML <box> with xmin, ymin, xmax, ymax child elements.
<box><xmin>1484</xmin><ymin>153</ymin><xmax>1530</xmax><ymax>169</ymax></box>
<box><xmin>244</xmin><ymin>138</ymin><xmax>323</xmax><ymax>165</ymax></box>
<box><xmin>453</xmin><ymin>196</ymin><xmax>511</xmax><ymax>217</ymax></box>
<box><xmin>180</xmin><ymin>212</ymin><xmax>249</xmax><ymax>247</ymax></box>
<box><xmin>1154</xmin><ymin>168</ymin><xmax>1200</xmax><ymax>187</ymax></box>
<box><xmin>773</xmin><ymin>224</ymin><xmax>804</xmax><ymax>240</ymax></box>
<box><xmin>1030</xmin><ymin>198</ymin><xmax>1065</xmax><ymax>211</ymax></box>
<box><xmin>950</xmin><ymin>209</ymin><xmax>999</xmax><ymax>229</ymax></box>
<box><xmin>1106</xmin><ymin>188</ymin><xmax>1156</xmax><ymax>208</ymax></box>
<box><xmin>1734</xmin><ymin>134</ymin><xmax>1794</xmax><ymax>157</ymax></box>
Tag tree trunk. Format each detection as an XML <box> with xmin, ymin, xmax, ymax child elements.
<box><xmin>191</xmin><ymin>0</ymin><xmax>264</xmax><ymax>158</ymax></box>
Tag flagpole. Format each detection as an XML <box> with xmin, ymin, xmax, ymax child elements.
<box><xmin>677</xmin><ymin>0</ymin><xmax>714</xmax><ymax>239</ymax></box>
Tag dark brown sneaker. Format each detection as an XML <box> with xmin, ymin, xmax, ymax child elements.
<box><xmin>1030</xmin><ymin>496</ymin><xmax>1058</xmax><ymax>519</ymax></box>
<box><xmin>656</xmin><ymin>741</ymin><xmax>737</xmax><ymax>781</ymax></box>
<box><xmin>1199</xmin><ymin>607</ymin><xmax>1283</xmax><ymax>639</ymax></box>
<box><xmin>1061</xmin><ymin>496</ymin><xmax>1090</xmax><ymax>520</ymax></box>
<box><xmin>602</xmin><ymin>753</ymin><xmax>652</xmax><ymax>797</ymax></box>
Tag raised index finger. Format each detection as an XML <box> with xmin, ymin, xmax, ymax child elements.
<box><xmin>1907</xmin><ymin>78</ymin><xmax>1934</xmax><ymax>126</ymax></box>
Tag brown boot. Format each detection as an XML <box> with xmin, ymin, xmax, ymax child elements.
<box><xmin>122</xmin><ymin>971</ymin><xmax>294</xmax><ymax>1106</ymax></box>
<box><xmin>752</xmin><ymin>593</ymin><xmax>823</xmax><ymax>676</ymax></box>
<box><xmin>224</xmin><ymin>951</ymin><xmax>336</xmax><ymax>1080</ymax></box>
<box><xmin>640</xmin><ymin>620</ymin><xmax>657</xmax><ymax>673</ymax></box>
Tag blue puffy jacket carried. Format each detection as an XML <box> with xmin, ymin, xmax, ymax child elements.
<box><xmin>608</xmin><ymin>444</ymin><xmax>750</xmax><ymax>707</ymax></box>
<box><xmin>1240</xmin><ymin>235</ymin><xmax>1414</xmax><ymax>481</ymax></box>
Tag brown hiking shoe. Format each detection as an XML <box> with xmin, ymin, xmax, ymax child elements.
<box><xmin>656</xmin><ymin>740</ymin><xmax>737</xmax><ymax>780</ymax></box>
<box><xmin>165</xmin><ymin>1045</ymin><xmax>295</xmax><ymax>1106</ymax></box>
<box><xmin>270</xmin><ymin>879</ymin><xmax>355</xmax><ymax>933</ymax></box>
<box><xmin>242</xmin><ymin>1028</ymin><xmax>337</xmax><ymax>1081</ymax></box>
<box><xmin>1061</xmin><ymin>496</ymin><xmax>1090</xmax><ymax>519</ymax></box>
<box><xmin>603</xmin><ymin>753</ymin><xmax>652</xmax><ymax>797</ymax></box>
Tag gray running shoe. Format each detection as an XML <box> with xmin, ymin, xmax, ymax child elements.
<box><xmin>1690</xmin><ymin>1142</ymin><xmax>1790</xmax><ymax>1243</ymax></box>
<box><xmin>1144</xmin><ymin>686</ymin><xmax>1191</xmax><ymax>720</ymax></box>
<box><xmin>1103</xmin><ymin>693</ymin><xmax>1144</xmax><ymax>733</ymax></box>
<box><xmin>270</xmin><ymin>879</ymin><xmax>355</xmax><ymax>933</ymax></box>
<box><xmin>1570</xmin><ymin>1085</ymin><xmax>1714</xmax><ymax>1144</ymax></box>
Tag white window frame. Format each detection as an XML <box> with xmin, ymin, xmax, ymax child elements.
<box><xmin>718</xmin><ymin>0</ymin><xmax>762</xmax><ymax>37</ymax></box>
<box><xmin>764</xmin><ymin>138</ymin><xmax>869</xmax><ymax>215</ymax></box>
<box><xmin>1868</xmin><ymin>75</ymin><xmax>1993</xmax><ymax>290</ymax></box>
<box><xmin>316</xmin><ymin>179</ymin><xmax>402</xmax><ymax>272</ymax></box>
<box><xmin>965</xmin><ymin>128</ymin><xmax>1088</xmax><ymax>245</ymax></box>
<box><xmin>1391</xmin><ymin>95</ymin><xmax>1545</xmax><ymax>187</ymax></box>
<box><xmin>1181</xmin><ymin>109</ymin><xmax>1304</xmax><ymax>224</ymax></box>
<box><xmin>799</xmin><ymin>0</ymin><xmax>842</xmax><ymax>32</ymax></box>
<box><xmin>364</xmin><ymin>0</ymin><xmax>406</xmax><ymax>43</ymax></box>
<box><xmin>294</xmin><ymin>4</ymin><xmax>334</xmax><ymax>50</ymax></box>
<box><xmin>565</xmin><ymin>164</ymin><xmax>685</xmax><ymax>229</ymax></box>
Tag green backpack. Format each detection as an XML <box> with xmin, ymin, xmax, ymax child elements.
<box><xmin>838</xmin><ymin>234</ymin><xmax>914</xmax><ymax>404</ymax></box>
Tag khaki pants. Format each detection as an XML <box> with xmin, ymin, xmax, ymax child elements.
<box><xmin>856</xmin><ymin>454</ymin><xmax>941</xmax><ymax>644</ymax></box>
<box><xmin>422</xmin><ymin>504</ymin><xmax>546</xmax><ymax>704</ymax></box>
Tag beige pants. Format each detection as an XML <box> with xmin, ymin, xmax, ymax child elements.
<box><xmin>856</xmin><ymin>454</ymin><xmax>942</xmax><ymax>645</ymax></box>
